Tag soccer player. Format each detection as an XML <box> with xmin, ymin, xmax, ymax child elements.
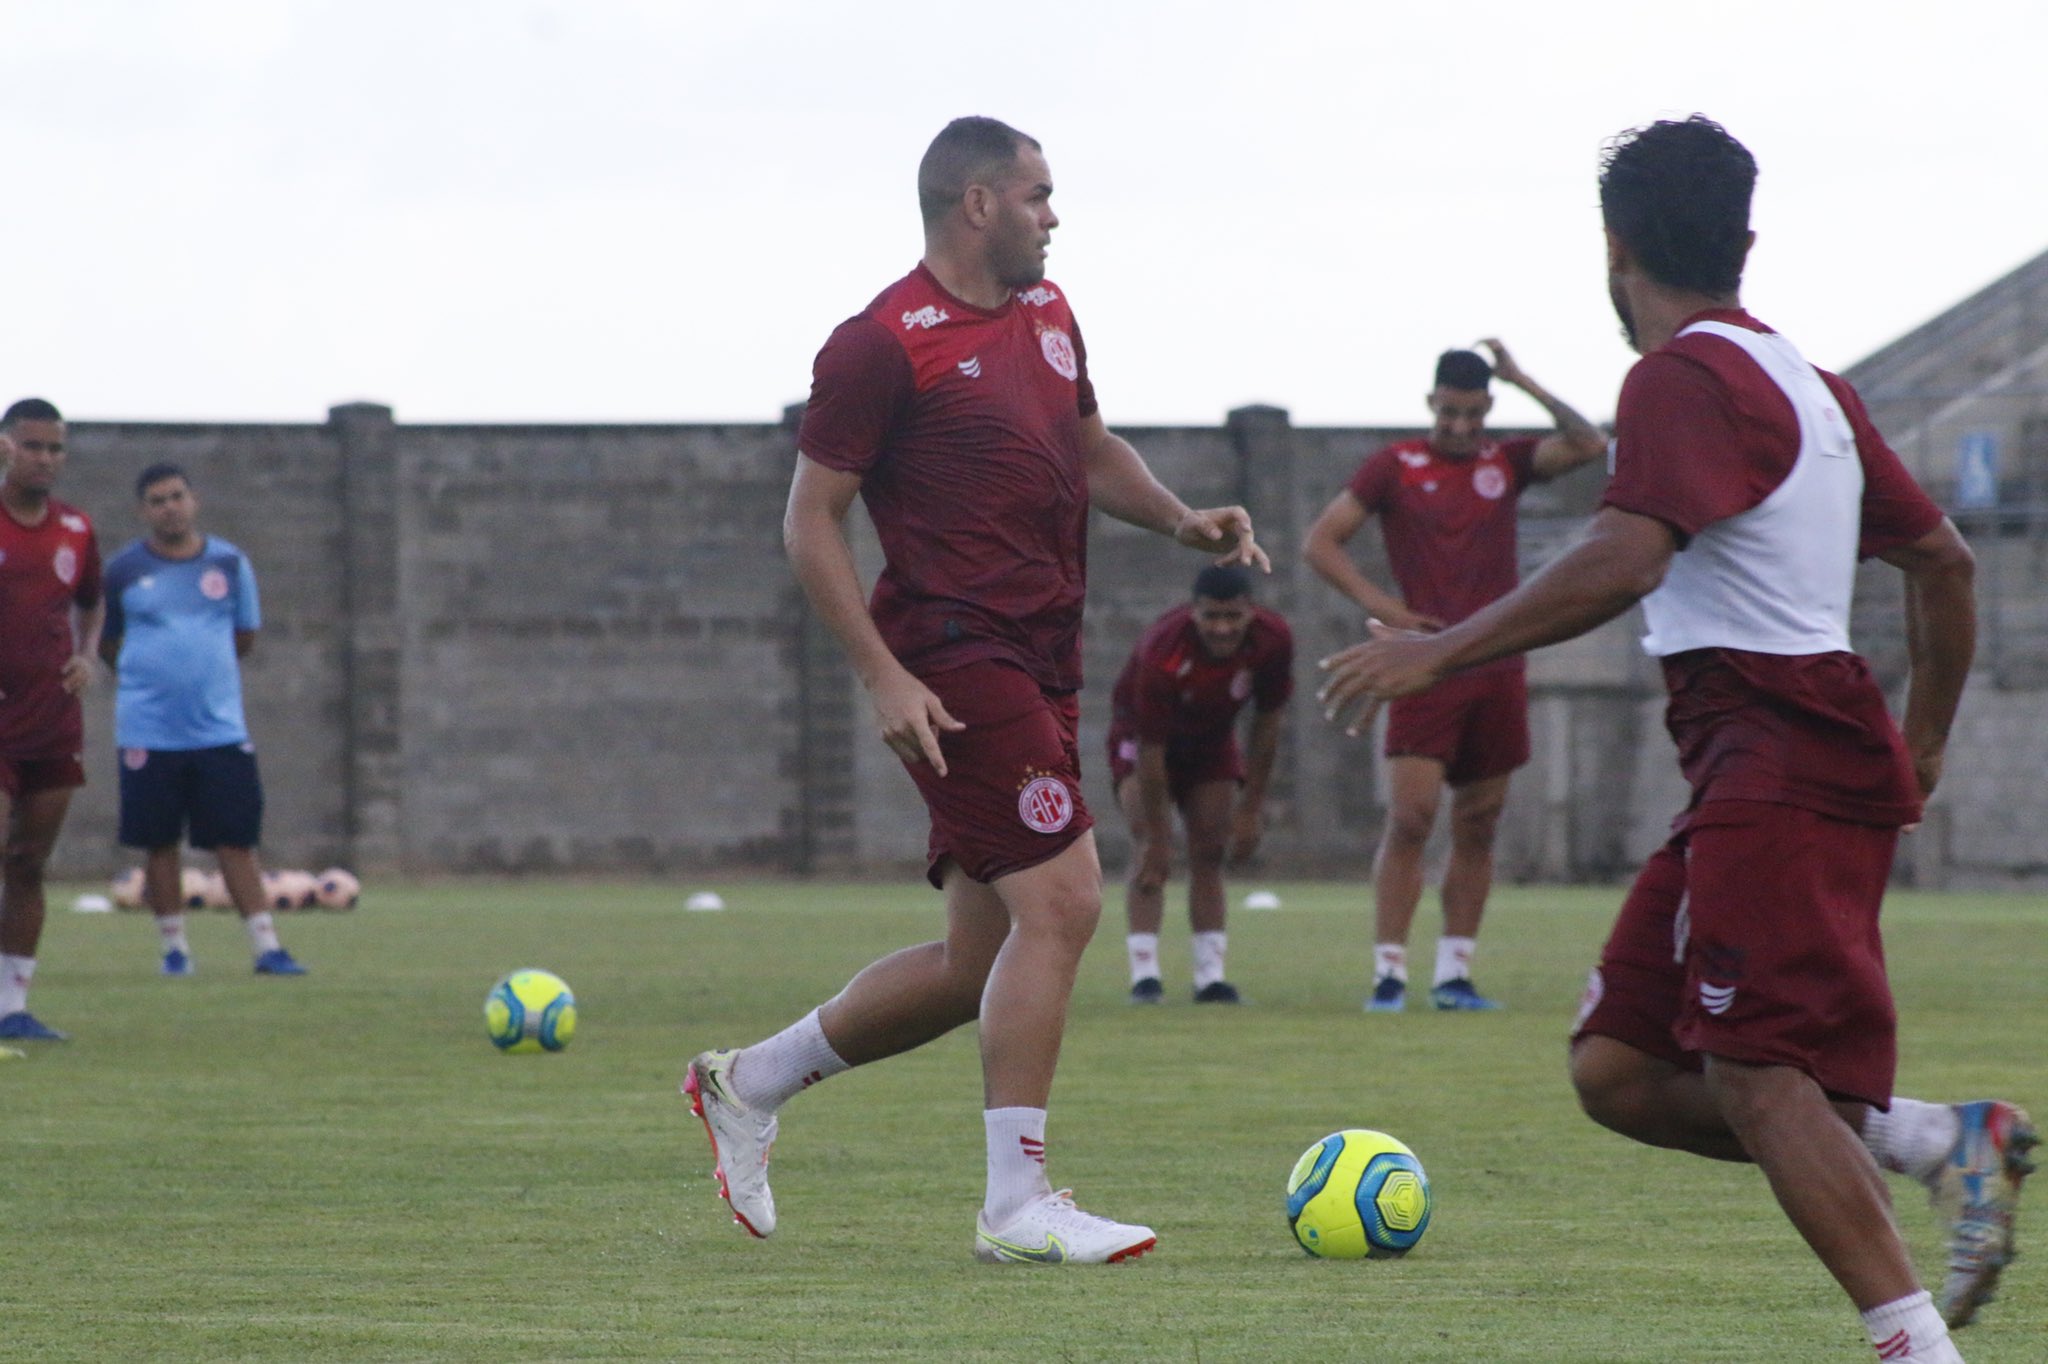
<box><xmin>0</xmin><ymin>398</ymin><xmax>105</xmax><ymax>1042</ymax></box>
<box><xmin>1319</xmin><ymin>115</ymin><xmax>2034</xmax><ymax>1361</ymax></box>
<box><xmin>98</xmin><ymin>463</ymin><xmax>306</xmax><ymax>978</ymax></box>
<box><xmin>682</xmin><ymin>116</ymin><xmax>1267</xmax><ymax>1265</ymax></box>
<box><xmin>1302</xmin><ymin>341</ymin><xmax>1607</xmax><ymax>1012</ymax></box>
<box><xmin>1106</xmin><ymin>563</ymin><xmax>1292</xmax><ymax>1004</ymax></box>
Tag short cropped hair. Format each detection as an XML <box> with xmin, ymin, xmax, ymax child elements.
<box><xmin>918</xmin><ymin>116</ymin><xmax>1040</xmax><ymax>226</ymax></box>
<box><xmin>1192</xmin><ymin>564</ymin><xmax>1253</xmax><ymax>601</ymax></box>
<box><xmin>1434</xmin><ymin>350</ymin><xmax>1492</xmax><ymax>391</ymax></box>
<box><xmin>1599</xmin><ymin>114</ymin><xmax>1757</xmax><ymax>296</ymax></box>
<box><xmin>135</xmin><ymin>462</ymin><xmax>190</xmax><ymax>499</ymax></box>
<box><xmin>2</xmin><ymin>397</ymin><xmax>62</xmax><ymax>430</ymax></box>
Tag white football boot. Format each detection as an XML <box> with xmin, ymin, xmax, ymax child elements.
<box><xmin>973</xmin><ymin>1189</ymin><xmax>1157</xmax><ymax>1265</ymax></box>
<box><xmin>683</xmin><ymin>1049</ymin><xmax>779</xmax><ymax>1237</ymax></box>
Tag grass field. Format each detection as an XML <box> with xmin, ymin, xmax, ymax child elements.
<box><xmin>5</xmin><ymin>877</ymin><xmax>2043</xmax><ymax>1362</ymax></box>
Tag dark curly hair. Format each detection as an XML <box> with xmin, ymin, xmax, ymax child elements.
<box><xmin>1599</xmin><ymin>115</ymin><xmax>1756</xmax><ymax>296</ymax></box>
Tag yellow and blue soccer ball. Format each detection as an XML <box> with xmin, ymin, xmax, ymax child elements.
<box><xmin>484</xmin><ymin>969</ymin><xmax>577</xmax><ymax>1054</ymax></box>
<box><xmin>1286</xmin><ymin>1128</ymin><xmax>1432</xmax><ymax>1258</ymax></box>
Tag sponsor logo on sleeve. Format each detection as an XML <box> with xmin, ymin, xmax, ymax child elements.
<box><xmin>901</xmin><ymin>305</ymin><xmax>950</xmax><ymax>330</ymax></box>
<box><xmin>1015</xmin><ymin>285</ymin><xmax>1060</xmax><ymax>307</ymax></box>
<box><xmin>61</xmin><ymin>514</ymin><xmax>87</xmax><ymax>532</ymax></box>
<box><xmin>957</xmin><ymin>356</ymin><xmax>982</xmax><ymax>379</ymax></box>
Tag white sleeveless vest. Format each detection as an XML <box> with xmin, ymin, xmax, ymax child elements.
<box><xmin>1638</xmin><ymin>320</ymin><xmax>1863</xmax><ymax>659</ymax></box>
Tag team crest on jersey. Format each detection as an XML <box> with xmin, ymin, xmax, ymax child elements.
<box><xmin>53</xmin><ymin>545</ymin><xmax>78</xmax><ymax>585</ymax></box>
<box><xmin>1015</xmin><ymin>285</ymin><xmax>1060</xmax><ymax>307</ymax></box>
<box><xmin>1472</xmin><ymin>464</ymin><xmax>1508</xmax><ymax>500</ymax></box>
<box><xmin>200</xmin><ymin>568</ymin><xmax>231</xmax><ymax>600</ymax></box>
<box><xmin>1017</xmin><ymin>773</ymin><xmax>1075</xmax><ymax>834</ymax></box>
<box><xmin>61</xmin><ymin>514</ymin><xmax>87</xmax><ymax>532</ymax></box>
<box><xmin>122</xmin><ymin>748</ymin><xmax>149</xmax><ymax>771</ymax></box>
<box><xmin>1229</xmin><ymin>668</ymin><xmax>1253</xmax><ymax>701</ymax></box>
<box><xmin>1038</xmin><ymin>326</ymin><xmax>1078</xmax><ymax>381</ymax></box>
<box><xmin>901</xmin><ymin>305</ymin><xmax>950</xmax><ymax>330</ymax></box>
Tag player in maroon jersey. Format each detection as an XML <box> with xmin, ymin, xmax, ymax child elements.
<box><xmin>681</xmin><ymin>117</ymin><xmax>1267</xmax><ymax>1265</ymax></box>
<box><xmin>1302</xmin><ymin>341</ymin><xmax>1606</xmax><ymax>1012</ymax></box>
<box><xmin>1106</xmin><ymin>563</ymin><xmax>1292</xmax><ymax>1004</ymax></box>
<box><xmin>1319</xmin><ymin>116</ymin><xmax>2029</xmax><ymax>1361</ymax></box>
<box><xmin>0</xmin><ymin>398</ymin><xmax>105</xmax><ymax>1042</ymax></box>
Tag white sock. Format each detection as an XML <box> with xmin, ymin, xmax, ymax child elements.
<box><xmin>1192</xmin><ymin>931</ymin><xmax>1228</xmax><ymax>989</ymax></box>
<box><xmin>983</xmin><ymin>1106</ymin><xmax>1053</xmax><ymax>1226</ymax></box>
<box><xmin>1434</xmin><ymin>935</ymin><xmax>1477</xmax><ymax>987</ymax></box>
<box><xmin>157</xmin><ymin>914</ymin><xmax>190</xmax><ymax>955</ymax></box>
<box><xmin>1862</xmin><ymin>1098</ymin><xmax>1960</xmax><ymax>1183</ymax></box>
<box><xmin>0</xmin><ymin>954</ymin><xmax>34</xmax><ymax>1015</ymax></box>
<box><xmin>730</xmin><ymin>1008</ymin><xmax>849</xmax><ymax>1113</ymax></box>
<box><xmin>1862</xmin><ymin>1289</ymin><xmax>1957</xmax><ymax>1362</ymax></box>
<box><xmin>1126</xmin><ymin>933</ymin><xmax>1160</xmax><ymax>984</ymax></box>
<box><xmin>1373</xmin><ymin>943</ymin><xmax>1407</xmax><ymax>984</ymax></box>
<box><xmin>243</xmin><ymin>911</ymin><xmax>281</xmax><ymax>955</ymax></box>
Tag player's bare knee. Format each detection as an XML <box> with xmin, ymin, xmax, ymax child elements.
<box><xmin>1185</xmin><ymin>836</ymin><xmax>1226</xmax><ymax>873</ymax></box>
<box><xmin>1383</xmin><ymin>805</ymin><xmax>1435</xmax><ymax>850</ymax></box>
<box><xmin>1569</xmin><ymin>1037</ymin><xmax>1653</xmax><ymax>1136</ymax></box>
<box><xmin>1017</xmin><ymin>885</ymin><xmax>1101</xmax><ymax>952</ymax></box>
<box><xmin>2</xmin><ymin>842</ymin><xmax>52</xmax><ymax>884</ymax></box>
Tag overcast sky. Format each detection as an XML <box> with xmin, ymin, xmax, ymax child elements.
<box><xmin>6</xmin><ymin>1</ymin><xmax>2045</xmax><ymax>431</ymax></box>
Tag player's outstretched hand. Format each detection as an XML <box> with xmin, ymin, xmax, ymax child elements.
<box><xmin>869</xmin><ymin>667</ymin><xmax>965</xmax><ymax>776</ymax></box>
<box><xmin>1317</xmin><ymin>620</ymin><xmax>1445</xmax><ymax>737</ymax></box>
<box><xmin>1175</xmin><ymin>506</ymin><xmax>1272</xmax><ymax>573</ymax></box>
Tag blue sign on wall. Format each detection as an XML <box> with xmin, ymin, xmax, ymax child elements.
<box><xmin>1956</xmin><ymin>430</ymin><xmax>2000</xmax><ymax>508</ymax></box>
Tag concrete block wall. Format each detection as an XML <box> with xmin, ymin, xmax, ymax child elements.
<box><xmin>39</xmin><ymin>402</ymin><xmax>2048</xmax><ymax>888</ymax></box>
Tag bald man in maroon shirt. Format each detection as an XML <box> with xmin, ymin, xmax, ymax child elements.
<box><xmin>681</xmin><ymin>116</ymin><xmax>1267</xmax><ymax>1265</ymax></box>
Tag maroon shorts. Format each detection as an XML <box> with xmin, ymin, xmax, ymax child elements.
<box><xmin>1572</xmin><ymin>800</ymin><xmax>1900</xmax><ymax>1108</ymax></box>
<box><xmin>1105</xmin><ymin>726</ymin><xmax>1242</xmax><ymax>806</ymax></box>
<box><xmin>0</xmin><ymin>752</ymin><xmax>87</xmax><ymax>802</ymax></box>
<box><xmin>905</xmin><ymin>659</ymin><xmax>1093</xmax><ymax>889</ymax></box>
<box><xmin>1384</xmin><ymin>665</ymin><xmax>1528</xmax><ymax>786</ymax></box>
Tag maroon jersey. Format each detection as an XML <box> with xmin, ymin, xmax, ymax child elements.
<box><xmin>1110</xmin><ymin>604</ymin><xmax>1293</xmax><ymax>746</ymax></box>
<box><xmin>798</xmin><ymin>265</ymin><xmax>1099</xmax><ymax>691</ymax></box>
<box><xmin>1603</xmin><ymin>309</ymin><xmax>1944</xmax><ymax>828</ymax></box>
<box><xmin>1346</xmin><ymin>435</ymin><xmax>1540</xmax><ymax>676</ymax></box>
<box><xmin>0</xmin><ymin>496</ymin><xmax>102</xmax><ymax>758</ymax></box>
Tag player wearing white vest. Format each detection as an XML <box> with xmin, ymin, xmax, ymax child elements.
<box><xmin>1319</xmin><ymin>116</ymin><xmax>2031</xmax><ymax>1363</ymax></box>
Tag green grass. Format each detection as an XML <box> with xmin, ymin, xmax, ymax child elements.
<box><xmin>5</xmin><ymin>879</ymin><xmax>2043</xmax><ymax>1362</ymax></box>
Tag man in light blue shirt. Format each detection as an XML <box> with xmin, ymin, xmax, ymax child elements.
<box><xmin>99</xmin><ymin>463</ymin><xmax>304</xmax><ymax>977</ymax></box>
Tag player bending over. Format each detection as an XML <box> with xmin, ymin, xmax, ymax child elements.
<box><xmin>1107</xmin><ymin>564</ymin><xmax>1292</xmax><ymax>1004</ymax></box>
<box><xmin>1319</xmin><ymin>115</ymin><xmax>2032</xmax><ymax>1362</ymax></box>
<box><xmin>681</xmin><ymin>116</ymin><xmax>1267</xmax><ymax>1266</ymax></box>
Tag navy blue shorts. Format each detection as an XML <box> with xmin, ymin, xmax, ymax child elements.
<box><xmin>117</xmin><ymin>744</ymin><xmax>265</xmax><ymax>850</ymax></box>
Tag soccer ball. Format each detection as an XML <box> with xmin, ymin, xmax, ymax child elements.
<box><xmin>263</xmin><ymin>869</ymin><xmax>317</xmax><ymax>910</ymax></box>
<box><xmin>315</xmin><ymin>867</ymin><xmax>361</xmax><ymax>910</ymax></box>
<box><xmin>1285</xmin><ymin>1128</ymin><xmax>1433</xmax><ymax>1259</ymax></box>
<box><xmin>485</xmin><ymin>969</ymin><xmax>577</xmax><ymax>1054</ymax></box>
<box><xmin>180</xmin><ymin>866</ymin><xmax>210</xmax><ymax>909</ymax></box>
